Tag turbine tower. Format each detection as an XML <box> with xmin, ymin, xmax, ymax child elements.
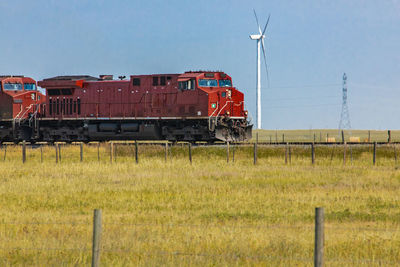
<box><xmin>250</xmin><ymin>10</ymin><xmax>270</xmax><ymax>129</ymax></box>
<box><xmin>338</xmin><ymin>73</ymin><xmax>351</xmax><ymax>131</ymax></box>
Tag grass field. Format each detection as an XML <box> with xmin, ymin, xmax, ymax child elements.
<box><xmin>0</xmin><ymin>143</ymin><xmax>400</xmax><ymax>266</ymax></box>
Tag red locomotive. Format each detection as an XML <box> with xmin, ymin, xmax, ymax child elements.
<box><xmin>0</xmin><ymin>76</ymin><xmax>45</xmax><ymax>141</ymax></box>
<box><xmin>0</xmin><ymin>71</ymin><xmax>251</xmax><ymax>142</ymax></box>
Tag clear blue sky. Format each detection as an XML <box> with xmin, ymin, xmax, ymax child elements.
<box><xmin>1</xmin><ymin>0</ymin><xmax>399</xmax><ymax>130</ymax></box>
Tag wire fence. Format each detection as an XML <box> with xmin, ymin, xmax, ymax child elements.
<box><xmin>1</xmin><ymin>209</ymin><xmax>400</xmax><ymax>266</ymax></box>
<box><xmin>0</xmin><ymin>140</ymin><xmax>399</xmax><ymax>168</ymax></box>
<box><xmin>252</xmin><ymin>129</ymin><xmax>400</xmax><ymax>143</ymax></box>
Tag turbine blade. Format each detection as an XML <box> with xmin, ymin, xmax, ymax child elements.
<box><xmin>261</xmin><ymin>39</ymin><xmax>270</xmax><ymax>88</ymax></box>
<box><xmin>262</xmin><ymin>14</ymin><xmax>271</xmax><ymax>36</ymax></box>
<box><xmin>253</xmin><ymin>9</ymin><xmax>262</xmax><ymax>34</ymax></box>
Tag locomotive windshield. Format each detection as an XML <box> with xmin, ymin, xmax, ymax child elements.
<box><xmin>3</xmin><ymin>83</ymin><xmax>22</xmax><ymax>90</ymax></box>
<box><xmin>219</xmin><ymin>80</ymin><xmax>232</xmax><ymax>87</ymax></box>
<box><xmin>24</xmin><ymin>83</ymin><xmax>37</xmax><ymax>90</ymax></box>
<box><xmin>198</xmin><ymin>79</ymin><xmax>218</xmax><ymax>87</ymax></box>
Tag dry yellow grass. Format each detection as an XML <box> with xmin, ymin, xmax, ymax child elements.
<box><xmin>0</xmin><ymin>143</ymin><xmax>399</xmax><ymax>266</ymax></box>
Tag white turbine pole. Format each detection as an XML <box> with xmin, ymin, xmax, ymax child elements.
<box><xmin>251</xmin><ymin>10</ymin><xmax>270</xmax><ymax>130</ymax></box>
<box><xmin>256</xmin><ymin>39</ymin><xmax>261</xmax><ymax>129</ymax></box>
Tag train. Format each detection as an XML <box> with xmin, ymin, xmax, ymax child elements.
<box><xmin>0</xmin><ymin>71</ymin><xmax>252</xmax><ymax>143</ymax></box>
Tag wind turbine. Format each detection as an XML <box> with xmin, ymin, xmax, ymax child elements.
<box><xmin>249</xmin><ymin>10</ymin><xmax>270</xmax><ymax>129</ymax></box>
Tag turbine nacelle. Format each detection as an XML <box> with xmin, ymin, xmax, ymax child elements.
<box><xmin>249</xmin><ymin>34</ymin><xmax>264</xmax><ymax>40</ymax></box>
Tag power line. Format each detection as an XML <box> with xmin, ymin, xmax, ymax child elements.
<box><xmin>269</xmin><ymin>83</ymin><xmax>341</xmax><ymax>89</ymax></box>
<box><xmin>265</xmin><ymin>103</ymin><xmax>340</xmax><ymax>109</ymax></box>
<box><xmin>264</xmin><ymin>95</ymin><xmax>339</xmax><ymax>101</ymax></box>
<box><xmin>243</xmin><ymin>83</ymin><xmax>341</xmax><ymax>90</ymax></box>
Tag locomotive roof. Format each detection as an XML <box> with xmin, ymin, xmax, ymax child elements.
<box><xmin>43</xmin><ymin>75</ymin><xmax>100</xmax><ymax>81</ymax></box>
<box><xmin>0</xmin><ymin>75</ymin><xmax>24</xmax><ymax>81</ymax></box>
<box><xmin>0</xmin><ymin>76</ymin><xmax>36</xmax><ymax>82</ymax></box>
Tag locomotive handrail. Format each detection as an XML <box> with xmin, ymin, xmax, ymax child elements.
<box><xmin>28</xmin><ymin>104</ymin><xmax>39</xmax><ymax>125</ymax></box>
<box><xmin>14</xmin><ymin>105</ymin><xmax>24</xmax><ymax>121</ymax></box>
<box><xmin>208</xmin><ymin>101</ymin><xmax>219</xmax><ymax>130</ymax></box>
<box><xmin>216</xmin><ymin>101</ymin><xmax>233</xmax><ymax>119</ymax></box>
<box><xmin>14</xmin><ymin>104</ymin><xmax>35</xmax><ymax>125</ymax></box>
<box><xmin>17</xmin><ymin>104</ymin><xmax>34</xmax><ymax>123</ymax></box>
<box><xmin>208</xmin><ymin>100</ymin><xmax>234</xmax><ymax>130</ymax></box>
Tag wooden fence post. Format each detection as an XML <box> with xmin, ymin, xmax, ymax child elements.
<box><xmin>22</xmin><ymin>141</ymin><xmax>26</xmax><ymax>163</ymax></box>
<box><xmin>165</xmin><ymin>142</ymin><xmax>168</xmax><ymax>162</ymax></box>
<box><xmin>341</xmin><ymin>130</ymin><xmax>345</xmax><ymax>143</ymax></box>
<box><xmin>282</xmin><ymin>133</ymin><xmax>285</xmax><ymax>143</ymax></box>
<box><xmin>329</xmin><ymin>144</ymin><xmax>336</xmax><ymax>164</ymax></box>
<box><xmin>232</xmin><ymin>144</ymin><xmax>235</xmax><ymax>163</ymax></box>
<box><xmin>285</xmin><ymin>142</ymin><xmax>288</xmax><ymax>164</ymax></box>
<box><xmin>288</xmin><ymin>144</ymin><xmax>292</xmax><ymax>164</ymax></box>
<box><xmin>368</xmin><ymin>130</ymin><xmax>371</xmax><ymax>143</ymax></box>
<box><xmin>55</xmin><ymin>144</ymin><xmax>58</xmax><ymax>164</ymax></box>
<box><xmin>91</xmin><ymin>209</ymin><xmax>102</xmax><ymax>267</ymax></box>
<box><xmin>253</xmin><ymin>143</ymin><xmax>257</xmax><ymax>165</ymax></box>
<box><xmin>3</xmin><ymin>144</ymin><xmax>7</xmax><ymax>161</ymax></box>
<box><xmin>114</xmin><ymin>143</ymin><xmax>118</xmax><ymax>162</ymax></box>
<box><xmin>311</xmin><ymin>143</ymin><xmax>315</xmax><ymax>165</ymax></box>
<box><xmin>226</xmin><ymin>142</ymin><xmax>229</xmax><ymax>163</ymax></box>
<box><xmin>135</xmin><ymin>141</ymin><xmax>138</xmax><ymax>164</ymax></box>
<box><xmin>40</xmin><ymin>145</ymin><xmax>43</xmax><ymax>163</ymax></box>
<box><xmin>343</xmin><ymin>142</ymin><xmax>347</xmax><ymax>165</ymax></box>
<box><xmin>314</xmin><ymin>207</ymin><xmax>324</xmax><ymax>267</ymax></box>
<box><xmin>110</xmin><ymin>142</ymin><xmax>113</xmax><ymax>163</ymax></box>
<box><xmin>313</xmin><ymin>133</ymin><xmax>316</xmax><ymax>143</ymax></box>
<box><xmin>97</xmin><ymin>142</ymin><xmax>100</xmax><ymax>161</ymax></box>
<box><xmin>373</xmin><ymin>142</ymin><xmax>377</xmax><ymax>165</ymax></box>
<box><xmin>188</xmin><ymin>143</ymin><xmax>192</xmax><ymax>164</ymax></box>
<box><xmin>350</xmin><ymin>144</ymin><xmax>353</xmax><ymax>163</ymax></box>
<box><xmin>58</xmin><ymin>144</ymin><xmax>61</xmax><ymax>162</ymax></box>
<box><xmin>80</xmin><ymin>143</ymin><xmax>83</xmax><ymax>162</ymax></box>
<box><xmin>388</xmin><ymin>130</ymin><xmax>392</xmax><ymax>143</ymax></box>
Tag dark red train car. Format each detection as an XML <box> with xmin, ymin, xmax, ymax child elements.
<box><xmin>35</xmin><ymin>71</ymin><xmax>251</xmax><ymax>142</ymax></box>
<box><xmin>0</xmin><ymin>76</ymin><xmax>45</xmax><ymax>141</ymax></box>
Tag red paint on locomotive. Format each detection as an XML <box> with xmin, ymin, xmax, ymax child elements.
<box><xmin>34</xmin><ymin>71</ymin><xmax>251</xmax><ymax>142</ymax></box>
<box><xmin>38</xmin><ymin>71</ymin><xmax>247</xmax><ymax>120</ymax></box>
<box><xmin>0</xmin><ymin>76</ymin><xmax>46</xmax><ymax>120</ymax></box>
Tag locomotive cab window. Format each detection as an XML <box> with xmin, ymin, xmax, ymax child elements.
<box><xmin>132</xmin><ymin>78</ymin><xmax>140</xmax><ymax>86</ymax></box>
<box><xmin>153</xmin><ymin>76</ymin><xmax>159</xmax><ymax>86</ymax></box>
<box><xmin>178</xmin><ymin>79</ymin><xmax>195</xmax><ymax>91</ymax></box>
<box><xmin>160</xmin><ymin>76</ymin><xmax>166</xmax><ymax>86</ymax></box>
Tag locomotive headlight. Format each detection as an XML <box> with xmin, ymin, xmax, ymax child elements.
<box><xmin>227</xmin><ymin>89</ymin><xmax>232</xmax><ymax>98</ymax></box>
<box><xmin>226</xmin><ymin>111</ymin><xmax>230</xmax><ymax>115</ymax></box>
<box><xmin>244</xmin><ymin>111</ymin><xmax>248</xmax><ymax>116</ymax></box>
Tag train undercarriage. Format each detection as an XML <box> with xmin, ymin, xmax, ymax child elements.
<box><xmin>0</xmin><ymin>117</ymin><xmax>252</xmax><ymax>143</ymax></box>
